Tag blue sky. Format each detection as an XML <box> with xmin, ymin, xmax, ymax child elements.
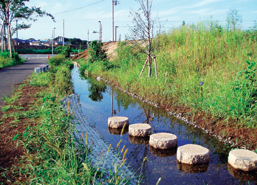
<box><xmin>17</xmin><ymin>0</ymin><xmax>257</xmax><ymax>42</ymax></box>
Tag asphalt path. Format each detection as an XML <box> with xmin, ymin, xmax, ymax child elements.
<box><xmin>0</xmin><ymin>58</ymin><xmax>48</xmax><ymax>107</ymax></box>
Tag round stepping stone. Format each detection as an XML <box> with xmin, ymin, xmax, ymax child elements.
<box><xmin>129</xmin><ymin>123</ymin><xmax>152</xmax><ymax>137</ymax></box>
<box><xmin>177</xmin><ymin>144</ymin><xmax>210</xmax><ymax>165</ymax></box>
<box><xmin>149</xmin><ymin>132</ymin><xmax>177</xmax><ymax>149</ymax></box>
<box><xmin>228</xmin><ymin>149</ymin><xmax>257</xmax><ymax>172</ymax></box>
<box><xmin>177</xmin><ymin>160</ymin><xmax>208</xmax><ymax>173</ymax></box>
<box><xmin>108</xmin><ymin>116</ymin><xmax>129</xmax><ymax>129</ymax></box>
<box><xmin>129</xmin><ymin>135</ymin><xmax>149</xmax><ymax>145</ymax></box>
<box><xmin>108</xmin><ymin>127</ymin><xmax>128</xmax><ymax>135</ymax></box>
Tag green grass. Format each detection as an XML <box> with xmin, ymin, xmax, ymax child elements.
<box><xmin>79</xmin><ymin>21</ymin><xmax>257</xmax><ymax>128</ymax></box>
<box><xmin>1</xmin><ymin>55</ymin><xmax>135</xmax><ymax>184</ymax></box>
<box><xmin>0</xmin><ymin>51</ymin><xmax>25</xmax><ymax>68</ymax></box>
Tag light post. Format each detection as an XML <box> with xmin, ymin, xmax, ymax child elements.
<box><xmin>52</xmin><ymin>27</ymin><xmax>56</xmax><ymax>55</ymax></box>
<box><xmin>99</xmin><ymin>21</ymin><xmax>102</xmax><ymax>42</ymax></box>
<box><xmin>92</xmin><ymin>21</ymin><xmax>102</xmax><ymax>42</ymax></box>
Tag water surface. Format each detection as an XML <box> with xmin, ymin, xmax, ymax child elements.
<box><xmin>71</xmin><ymin>66</ymin><xmax>257</xmax><ymax>185</ymax></box>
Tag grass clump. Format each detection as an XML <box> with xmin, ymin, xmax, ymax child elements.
<box><xmin>0</xmin><ymin>51</ymin><xmax>25</xmax><ymax>68</ymax></box>
<box><xmin>78</xmin><ymin>21</ymin><xmax>257</xmax><ymax>128</ymax></box>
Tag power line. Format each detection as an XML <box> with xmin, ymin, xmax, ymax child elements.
<box><xmin>53</xmin><ymin>0</ymin><xmax>105</xmax><ymax>15</ymax></box>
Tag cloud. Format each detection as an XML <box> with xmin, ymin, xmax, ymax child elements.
<box><xmin>156</xmin><ymin>0</ymin><xmax>223</xmax><ymax>18</ymax></box>
<box><xmin>189</xmin><ymin>0</ymin><xmax>223</xmax><ymax>9</ymax></box>
<box><xmin>156</xmin><ymin>7</ymin><xmax>181</xmax><ymax>17</ymax></box>
<box><xmin>186</xmin><ymin>8</ymin><xmax>210</xmax><ymax>14</ymax></box>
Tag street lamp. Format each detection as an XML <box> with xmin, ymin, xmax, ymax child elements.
<box><xmin>52</xmin><ymin>27</ymin><xmax>56</xmax><ymax>55</ymax></box>
<box><xmin>92</xmin><ymin>21</ymin><xmax>102</xmax><ymax>42</ymax></box>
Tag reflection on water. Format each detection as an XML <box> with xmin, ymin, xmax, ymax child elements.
<box><xmin>149</xmin><ymin>146</ymin><xmax>177</xmax><ymax>157</ymax></box>
<box><xmin>228</xmin><ymin>164</ymin><xmax>257</xmax><ymax>182</ymax></box>
<box><xmin>87</xmin><ymin>77</ymin><xmax>107</xmax><ymax>102</ymax></box>
<box><xmin>129</xmin><ymin>136</ymin><xmax>149</xmax><ymax>145</ymax></box>
<box><xmin>71</xmin><ymin>66</ymin><xmax>257</xmax><ymax>185</ymax></box>
<box><xmin>108</xmin><ymin>127</ymin><xmax>128</xmax><ymax>135</ymax></box>
<box><xmin>177</xmin><ymin>161</ymin><xmax>209</xmax><ymax>173</ymax></box>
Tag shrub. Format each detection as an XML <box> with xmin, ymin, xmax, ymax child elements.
<box><xmin>55</xmin><ymin>46</ymin><xmax>71</xmax><ymax>58</ymax></box>
<box><xmin>0</xmin><ymin>51</ymin><xmax>24</xmax><ymax>68</ymax></box>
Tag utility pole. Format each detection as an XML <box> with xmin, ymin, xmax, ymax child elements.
<box><xmin>52</xmin><ymin>27</ymin><xmax>56</xmax><ymax>55</ymax></box>
<box><xmin>88</xmin><ymin>29</ymin><xmax>89</xmax><ymax>41</ymax></box>
<box><xmin>112</xmin><ymin>0</ymin><xmax>119</xmax><ymax>41</ymax></box>
<box><xmin>16</xmin><ymin>20</ymin><xmax>18</xmax><ymax>39</ymax></box>
<box><xmin>115</xmin><ymin>26</ymin><xmax>118</xmax><ymax>41</ymax></box>
<box><xmin>63</xmin><ymin>19</ymin><xmax>65</xmax><ymax>46</ymax></box>
<box><xmin>98</xmin><ymin>21</ymin><xmax>102</xmax><ymax>42</ymax></box>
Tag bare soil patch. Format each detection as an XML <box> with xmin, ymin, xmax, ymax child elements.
<box><xmin>0</xmin><ymin>83</ymin><xmax>43</xmax><ymax>184</ymax></box>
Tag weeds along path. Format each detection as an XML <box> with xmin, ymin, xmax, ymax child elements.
<box><xmin>0</xmin><ymin>83</ymin><xmax>44</xmax><ymax>184</ymax></box>
<box><xmin>0</xmin><ymin>58</ymin><xmax>48</xmax><ymax>107</ymax></box>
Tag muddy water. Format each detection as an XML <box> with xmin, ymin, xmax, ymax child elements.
<box><xmin>71</xmin><ymin>66</ymin><xmax>257</xmax><ymax>185</ymax></box>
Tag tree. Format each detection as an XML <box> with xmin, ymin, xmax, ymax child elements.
<box><xmin>0</xmin><ymin>0</ymin><xmax>54</xmax><ymax>57</ymax></box>
<box><xmin>227</xmin><ymin>9</ymin><xmax>242</xmax><ymax>31</ymax></box>
<box><xmin>130</xmin><ymin>0</ymin><xmax>161</xmax><ymax>78</ymax></box>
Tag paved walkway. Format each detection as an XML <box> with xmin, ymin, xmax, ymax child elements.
<box><xmin>0</xmin><ymin>58</ymin><xmax>48</xmax><ymax>107</ymax></box>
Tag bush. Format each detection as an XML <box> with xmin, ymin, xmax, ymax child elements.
<box><xmin>55</xmin><ymin>46</ymin><xmax>71</xmax><ymax>58</ymax></box>
<box><xmin>48</xmin><ymin>55</ymin><xmax>66</xmax><ymax>68</ymax></box>
<box><xmin>88</xmin><ymin>41</ymin><xmax>107</xmax><ymax>63</ymax></box>
<box><xmin>0</xmin><ymin>51</ymin><xmax>24</xmax><ymax>68</ymax></box>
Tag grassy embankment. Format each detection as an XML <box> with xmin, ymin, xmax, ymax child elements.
<box><xmin>0</xmin><ymin>55</ymin><xmax>132</xmax><ymax>184</ymax></box>
<box><xmin>78</xmin><ymin>22</ymin><xmax>257</xmax><ymax>144</ymax></box>
<box><xmin>0</xmin><ymin>51</ymin><xmax>25</xmax><ymax>68</ymax></box>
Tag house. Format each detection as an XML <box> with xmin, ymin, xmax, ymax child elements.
<box><xmin>41</xmin><ymin>40</ymin><xmax>52</xmax><ymax>46</ymax></box>
<box><xmin>55</xmin><ymin>41</ymin><xmax>71</xmax><ymax>46</ymax></box>
<box><xmin>12</xmin><ymin>38</ymin><xmax>30</xmax><ymax>46</ymax></box>
<box><xmin>55</xmin><ymin>36</ymin><xmax>69</xmax><ymax>43</ymax></box>
<box><xmin>30</xmin><ymin>40</ymin><xmax>42</xmax><ymax>46</ymax></box>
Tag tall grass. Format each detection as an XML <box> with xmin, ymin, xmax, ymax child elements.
<box><xmin>0</xmin><ymin>51</ymin><xmax>25</xmax><ymax>68</ymax></box>
<box><xmin>79</xmin><ymin>21</ymin><xmax>257</xmax><ymax>128</ymax></box>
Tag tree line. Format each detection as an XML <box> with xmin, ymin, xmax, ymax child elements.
<box><xmin>0</xmin><ymin>0</ymin><xmax>54</xmax><ymax>57</ymax></box>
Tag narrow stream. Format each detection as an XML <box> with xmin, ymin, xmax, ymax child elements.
<box><xmin>71</xmin><ymin>66</ymin><xmax>257</xmax><ymax>185</ymax></box>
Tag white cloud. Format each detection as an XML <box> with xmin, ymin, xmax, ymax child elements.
<box><xmin>156</xmin><ymin>7</ymin><xmax>181</xmax><ymax>17</ymax></box>
<box><xmin>189</xmin><ymin>0</ymin><xmax>223</xmax><ymax>9</ymax></box>
<box><xmin>186</xmin><ymin>8</ymin><xmax>210</xmax><ymax>14</ymax></box>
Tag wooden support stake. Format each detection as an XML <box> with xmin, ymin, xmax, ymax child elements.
<box><xmin>140</xmin><ymin>58</ymin><xmax>148</xmax><ymax>77</ymax></box>
<box><xmin>154</xmin><ymin>56</ymin><xmax>158</xmax><ymax>78</ymax></box>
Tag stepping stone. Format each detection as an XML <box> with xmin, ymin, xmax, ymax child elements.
<box><xmin>177</xmin><ymin>161</ymin><xmax>208</xmax><ymax>173</ymax></box>
<box><xmin>108</xmin><ymin>116</ymin><xmax>129</xmax><ymax>129</ymax></box>
<box><xmin>129</xmin><ymin>135</ymin><xmax>149</xmax><ymax>145</ymax></box>
<box><xmin>149</xmin><ymin>132</ymin><xmax>177</xmax><ymax>149</ymax></box>
<box><xmin>177</xmin><ymin>144</ymin><xmax>210</xmax><ymax>165</ymax></box>
<box><xmin>228</xmin><ymin>149</ymin><xmax>257</xmax><ymax>172</ymax></box>
<box><xmin>108</xmin><ymin>127</ymin><xmax>128</xmax><ymax>135</ymax></box>
<box><xmin>129</xmin><ymin>123</ymin><xmax>152</xmax><ymax>137</ymax></box>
